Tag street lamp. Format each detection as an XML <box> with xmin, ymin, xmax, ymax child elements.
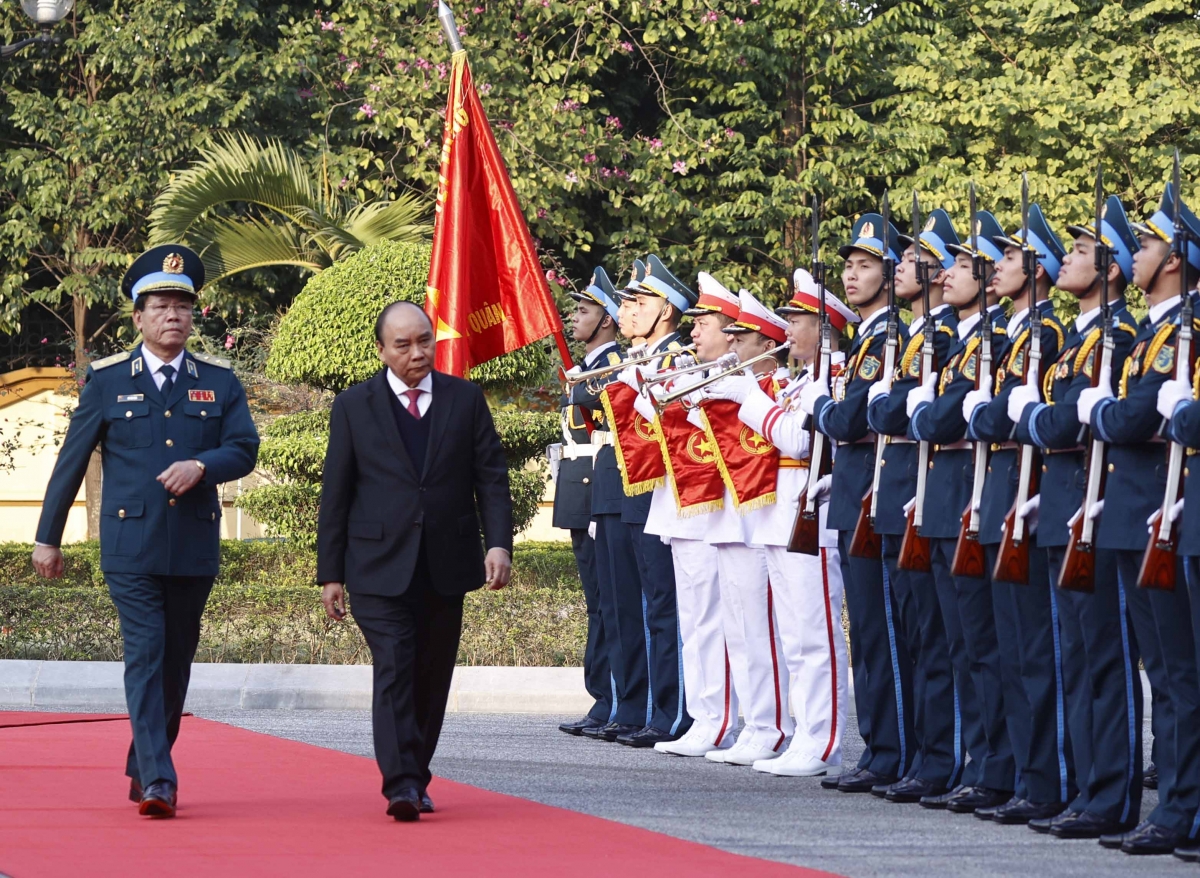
<box><xmin>1</xmin><ymin>1</ymin><xmax>73</xmax><ymax>60</ymax></box>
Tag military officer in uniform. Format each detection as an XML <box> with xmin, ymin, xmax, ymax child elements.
<box><xmin>32</xmin><ymin>245</ymin><xmax>260</xmax><ymax>818</ymax></box>
<box><xmin>557</xmin><ymin>268</ymin><xmax>623</xmax><ymax>736</ymax></box>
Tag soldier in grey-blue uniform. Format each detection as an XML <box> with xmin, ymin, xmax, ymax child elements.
<box><xmin>32</xmin><ymin>245</ymin><xmax>259</xmax><ymax>818</ymax></box>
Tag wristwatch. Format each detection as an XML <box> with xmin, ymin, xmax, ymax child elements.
<box><xmin>193</xmin><ymin>460</ymin><xmax>206</xmax><ymax>473</ymax></box>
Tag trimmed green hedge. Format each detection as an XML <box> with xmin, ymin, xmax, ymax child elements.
<box><xmin>0</xmin><ymin>540</ymin><xmax>583</xmax><ymax>666</ymax></box>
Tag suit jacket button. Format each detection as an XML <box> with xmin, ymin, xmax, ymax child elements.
<box><xmin>1107</xmin><ymin>462</ymin><xmax>1114</xmax><ymax>473</ymax></box>
<box><xmin>125</xmin><ymin>410</ymin><xmax>132</xmax><ymax>419</ymax></box>
<box><xmin>169</xmin><ymin>498</ymin><xmax>176</xmax><ymax>507</ymax></box>
<box><xmin>166</xmin><ymin>439</ymin><xmax>174</xmax><ymax>447</ymax></box>
<box><xmin>201</xmin><ymin>410</ymin><xmax>207</xmax><ymax>417</ymax></box>
<box><xmin>1042</xmin><ymin>464</ymin><xmax>1048</xmax><ymax>473</ymax></box>
<box><xmin>164</xmin><ymin>410</ymin><xmax>172</xmax><ymax>418</ymax></box>
<box><xmin>582</xmin><ymin>477</ymin><xmax>590</xmax><ymax>484</ymax></box>
<box><xmin>118</xmin><ymin>509</ymin><xmax>126</xmax><ymax>519</ymax></box>
<box><xmin>211</xmin><ymin>512</ymin><xmax>216</xmax><ymax>520</ymax></box>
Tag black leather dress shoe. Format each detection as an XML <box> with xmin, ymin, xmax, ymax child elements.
<box><xmin>1049</xmin><ymin>810</ymin><xmax>1135</xmax><ymax>839</ymax></box>
<box><xmin>823</xmin><ymin>767</ymin><xmax>859</xmax><ymax>790</ymax></box>
<box><xmin>129</xmin><ymin>779</ymin><xmax>142</xmax><ymax>804</ymax></box>
<box><xmin>839</xmin><ymin>770</ymin><xmax>896</xmax><ymax>793</ymax></box>
<box><xmin>584</xmin><ymin>721</ymin><xmax>640</xmax><ymax>742</ymax></box>
<box><xmin>559</xmin><ymin>716</ymin><xmax>606</xmax><ymax>736</ymax></box>
<box><xmin>885</xmin><ymin>777</ymin><xmax>946</xmax><ymax>804</ymax></box>
<box><xmin>992</xmin><ymin>799</ymin><xmax>1066</xmax><ymax>825</ymax></box>
<box><xmin>947</xmin><ymin>786</ymin><xmax>1011</xmax><ymax>814</ymax></box>
<box><xmin>1118</xmin><ymin>821</ymin><xmax>1184</xmax><ymax>855</ymax></box>
<box><xmin>387</xmin><ymin>788</ymin><xmax>421</xmax><ymax>822</ymax></box>
<box><xmin>1143</xmin><ymin>762</ymin><xmax>1158</xmax><ymax>790</ymax></box>
<box><xmin>974</xmin><ymin>796</ymin><xmax>1020</xmax><ymax>821</ymax></box>
<box><xmin>1032</xmin><ymin>809</ymin><xmax>1081</xmax><ymax>834</ymax></box>
<box><xmin>138</xmin><ymin>781</ymin><xmax>177</xmax><ymax>818</ymax></box>
<box><xmin>920</xmin><ymin>785</ymin><xmax>966</xmax><ymax>809</ymax></box>
<box><xmin>1173</xmin><ymin>843</ymin><xmax>1200</xmax><ymax>862</ymax></box>
<box><xmin>419</xmin><ymin>792</ymin><xmax>434</xmax><ymax>814</ymax></box>
<box><xmin>617</xmin><ymin>726</ymin><xmax>679</xmax><ymax>748</ymax></box>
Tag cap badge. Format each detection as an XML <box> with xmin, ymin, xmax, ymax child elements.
<box><xmin>163</xmin><ymin>252</ymin><xmax>185</xmax><ymax>274</ymax></box>
<box><xmin>924</xmin><ymin>217</ymin><xmax>936</xmax><ymax>232</ymax></box>
<box><xmin>975</xmin><ymin>220</ymin><xmax>983</xmax><ymax>235</ymax></box>
<box><xmin>861</xmin><ymin>221</ymin><xmax>875</xmax><ymax>238</ymax></box>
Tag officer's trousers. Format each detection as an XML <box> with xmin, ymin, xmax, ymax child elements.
<box><xmin>1117</xmin><ymin>550</ymin><xmax>1200</xmax><ymax>835</ymax></box>
<box><xmin>838</xmin><ymin>530</ymin><xmax>913</xmax><ymax>779</ymax></box>
<box><xmin>765</xmin><ymin>544</ymin><xmax>848</xmax><ymax>765</ymax></box>
<box><xmin>987</xmin><ymin>540</ymin><xmax>1074</xmax><ymax>806</ymax></box>
<box><xmin>715</xmin><ymin>543</ymin><xmax>792</xmax><ymax>751</ymax></box>
<box><xmin>629</xmin><ymin>522</ymin><xmax>690</xmax><ymax>735</ymax></box>
<box><xmin>571</xmin><ymin>527</ymin><xmax>613</xmax><ymax>723</ymax></box>
<box><xmin>1047</xmin><ymin>545</ymin><xmax>1143</xmax><ymax>822</ymax></box>
<box><xmin>672</xmin><ymin>538</ymin><xmax>737</xmax><ymax>745</ymax></box>
<box><xmin>931</xmin><ymin>538</ymin><xmax>1014</xmax><ymax>791</ymax></box>
<box><xmin>884</xmin><ymin>536</ymin><xmax>961</xmax><ymax>788</ymax></box>
<box><xmin>106</xmin><ymin>573</ymin><xmax>214</xmax><ymax>788</ymax></box>
<box><xmin>593</xmin><ymin>513</ymin><xmax>650</xmax><ymax>727</ymax></box>
<box><xmin>1182</xmin><ymin>556</ymin><xmax>1200</xmax><ymax>842</ymax></box>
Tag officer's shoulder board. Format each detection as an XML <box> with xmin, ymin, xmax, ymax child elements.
<box><xmin>90</xmin><ymin>350</ymin><xmax>132</xmax><ymax>371</ymax></box>
<box><xmin>606</xmin><ymin>351</ymin><xmax>622</xmax><ymax>366</ymax></box>
<box><xmin>192</xmin><ymin>352</ymin><xmax>232</xmax><ymax>370</ymax></box>
<box><xmin>937</xmin><ymin>325</ymin><xmax>955</xmax><ymax>336</ymax></box>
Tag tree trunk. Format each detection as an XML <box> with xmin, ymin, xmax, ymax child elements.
<box><xmin>74</xmin><ymin>293</ymin><xmax>101</xmax><ymax>539</ymax></box>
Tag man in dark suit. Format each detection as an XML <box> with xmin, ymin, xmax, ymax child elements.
<box><xmin>318</xmin><ymin>301</ymin><xmax>513</xmax><ymax>822</ymax></box>
<box><xmin>33</xmin><ymin>244</ymin><xmax>260</xmax><ymax>818</ymax></box>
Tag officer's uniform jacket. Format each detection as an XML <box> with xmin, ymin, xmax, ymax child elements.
<box><xmin>617</xmin><ymin>332</ymin><xmax>685</xmax><ymax>525</ymax></box>
<box><xmin>907</xmin><ymin>306</ymin><xmax>1008</xmax><ymax>540</ymax></box>
<box><xmin>868</xmin><ymin>304</ymin><xmax>957</xmax><ymax>535</ymax></box>
<box><xmin>1090</xmin><ymin>300</ymin><xmax>1185</xmax><ymax>552</ymax></box>
<box><xmin>569</xmin><ymin>344</ymin><xmax>627</xmax><ymax>517</ymax></box>
<box><xmin>1015</xmin><ymin>300</ymin><xmax>1138</xmax><ymax>548</ymax></box>
<box><xmin>811</xmin><ymin>308</ymin><xmax>889</xmax><ymax>532</ymax></box>
<box><xmin>36</xmin><ymin>344</ymin><xmax>260</xmax><ymax>576</ymax></box>
<box><xmin>554</xmin><ymin>341</ymin><xmax>621</xmax><ymax>529</ymax></box>
<box><xmin>967</xmin><ymin>300</ymin><xmax>1064</xmax><ymax>544</ymax></box>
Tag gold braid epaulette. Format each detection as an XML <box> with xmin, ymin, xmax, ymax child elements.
<box><xmin>899</xmin><ymin>333</ymin><xmax>924</xmax><ymax>377</ymax></box>
<box><xmin>1043</xmin><ymin>318</ymin><xmax>1065</xmax><ymax>351</ymax></box>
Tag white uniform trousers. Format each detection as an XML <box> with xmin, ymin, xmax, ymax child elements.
<box><xmin>672</xmin><ymin>538</ymin><xmax>738</xmax><ymax>746</ymax></box>
<box><xmin>765</xmin><ymin>544</ymin><xmax>849</xmax><ymax>765</ymax></box>
<box><xmin>715</xmin><ymin>542</ymin><xmax>793</xmax><ymax>751</ymax></box>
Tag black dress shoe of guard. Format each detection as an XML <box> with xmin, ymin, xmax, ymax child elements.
<box><xmin>1049</xmin><ymin>811</ymin><xmax>1135</xmax><ymax>840</ymax></box>
<box><xmin>1119</xmin><ymin>821</ymin><xmax>1185</xmax><ymax>855</ymax></box>
<box><xmin>1032</xmin><ymin>809</ymin><xmax>1083</xmax><ymax>834</ymax></box>
<box><xmin>822</xmin><ymin>767</ymin><xmax>859</xmax><ymax>790</ymax></box>
<box><xmin>992</xmin><ymin>799</ymin><xmax>1066</xmax><ymax>825</ymax></box>
<box><xmin>920</xmin><ymin>785</ymin><xmax>966</xmax><ymax>809</ymax></box>
<box><xmin>947</xmin><ymin>786</ymin><xmax>1012</xmax><ymax>814</ymax></box>
<box><xmin>839</xmin><ymin>770</ymin><xmax>896</xmax><ymax>793</ymax></box>
<box><xmin>1143</xmin><ymin>762</ymin><xmax>1158</xmax><ymax>790</ymax></box>
<box><xmin>583</xmin><ymin>721</ymin><xmax>639</xmax><ymax>741</ymax></box>
<box><xmin>617</xmin><ymin>726</ymin><xmax>678</xmax><ymax>748</ymax></box>
<box><xmin>129</xmin><ymin>779</ymin><xmax>142</xmax><ymax>804</ymax></box>
<box><xmin>419</xmin><ymin>792</ymin><xmax>434</xmax><ymax>814</ymax></box>
<box><xmin>387</xmin><ymin>788</ymin><xmax>421</xmax><ymax>822</ymax></box>
<box><xmin>138</xmin><ymin>781</ymin><xmax>177</xmax><ymax>818</ymax></box>
<box><xmin>1173</xmin><ymin>843</ymin><xmax>1200</xmax><ymax>862</ymax></box>
<box><xmin>559</xmin><ymin>716</ymin><xmax>606</xmax><ymax>736</ymax></box>
<box><xmin>886</xmin><ymin>777</ymin><xmax>946</xmax><ymax>804</ymax></box>
<box><xmin>974</xmin><ymin>796</ymin><xmax>1020</xmax><ymax>821</ymax></box>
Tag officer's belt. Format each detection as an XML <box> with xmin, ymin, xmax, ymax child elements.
<box><xmin>562</xmin><ymin>443</ymin><xmax>599</xmax><ymax>460</ymax></box>
<box><xmin>886</xmin><ymin>436</ymin><xmax>916</xmax><ymax>445</ymax></box>
<box><xmin>837</xmin><ymin>434</ymin><xmax>875</xmax><ymax>447</ymax></box>
<box><xmin>778</xmin><ymin>458</ymin><xmax>809</xmax><ymax>469</ymax></box>
<box><xmin>590</xmin><ymin>430</ymin><xmax>614</xmax><ymax>447</ymax></box>
<box><xmin>934</xmin><ymin>439</ymin><xmax>972</xmax><ymax>452</ymax></box>
<box><xmin>1044</xmin><ymin>446</ymin><xmax>1085</xmax><ymax>455</ymax></box>
<box><xmin>990</xmin><ymin>441</ymin><xmax>1019</xmax><ymax>452</ymax></box>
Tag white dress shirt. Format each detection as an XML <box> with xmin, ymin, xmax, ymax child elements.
<box><xmin>386</xmin><ymin>369</ymin><xmax>434</xmax><ymax>417</ymax></box>
<box><xmin>141</xmin><ymin>347</ymin><xmax>186</xmax><ymax>390</ymax></box>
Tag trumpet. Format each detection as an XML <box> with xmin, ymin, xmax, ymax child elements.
<box><xmin>653</xmin><ymin>343</ymin><xmax>790</xmax><ymax>412</ymax></box>
<box><xmin>563</xmin><ymin>344</ymin><xmax>697</xmax><ymax>393</ymax></box>
<box><xmin>636</xmin><ymin>355</ymin><xmax>713</xmax><ymax>393</ymax></box>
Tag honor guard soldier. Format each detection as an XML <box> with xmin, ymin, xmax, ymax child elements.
<box><xmin>798</xmin><ymin>213</ymin><xmax>915</xmax><ymax>793</ymax></box>
<box><xmin>961</xmin><ymin>203</ymin><xmax>1072</xmax><ymax>825</ymax></box>
<box><xmin>32</xmin><ymin>245</ymin><xmax>260</xmax><ymax>818</ymax></box>
<box><xmin>867</xmin><ymin>208</ymin><xmax>964</xmax><ymax>802</ymax></box>
<box><xmin>556</xmin><ymin>268</ymin><xmax>623</xmax><ymax>737</ymax></box>
<box><xmin>1074</xmin><ymin>185</ymin><xmax>1200</xmax><ymax>855</ymax></box>
<box><xmin>707</xmin><ymin>271</ymin><xmax>858</xmax><ymax>776</ymax></box>
<box><xmin>1008</xmin><ymin>197</ymin><xmax>1143</xmax><ymax>839</ymax></box>
<box><xmin>907</xmin><ymin>209</ymin><xmax>1014</xmax><ymax>814</ymax></box>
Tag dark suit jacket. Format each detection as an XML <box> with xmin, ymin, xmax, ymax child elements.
<box><xmin>316</xmin><ymin>368</ymin><xmax>513</xmax><ymax>596</ymax></box>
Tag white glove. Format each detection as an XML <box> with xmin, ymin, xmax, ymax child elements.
<box><xmin>868</xmin><ymin>381</ymin><xmax>890</xmax><ymax>404</ymax></box>
<box><xmin>962</xmin><ymin>386</ymin><xmax>992</xmax><ymax>423</ymax></box>
<box><xmin>1171</xmin><ymin>496</ymin><xmax>1185</xmax><ymax>523</ymax></box>
<box><xmin>616</xmin><ymin>366</ymin><xmax>640</xmax><ymax>391</ymax></box>
<box><xmin>564</xmin><ymin>365</ymin><xmax>582</xmax><ymax>378</ymax></box>
<box><xmin>1076</xmin><ymin>385</ymin><xmax>1112</xmax><ymax>426</ymax></box>
<box><xmin>703</xmin><ymin>373</ymin><xmax>757</xmax><ymax>404</ymax></box>
<box><xmin>1007</xmin><ymin>383</ymin><xmax>1040</xmax><ymax>423</ymax></box>
<box><xmin>1087</xmin><ymin>498</ymin><xmax>1104</xmax><ymax>521</ymax></box>
<box><xmin>903</xmin><ymin>496</ymin><xmax>917</xmax><ymax>515</ymax></box>
<box><xmin>660</xmin><ymin>534</ymin><xmax>671</xmax><ymax>545</ymax></box>
<box><xmin>1017</xmin><ymin>494</ymin><xmax>1040</xmax><ymax>534</ymax></box>
<box><xmin>587</xmin><ymin>520</ymin><xmax>596</xmax><ymax>540</ymax></box>
<box><xmin>1157</xmin><ymin>378</ymin><xmax>1192</xmax><ymax>421</ymax></box>
<box><xmin>812</xmin><ymin>473</ymin><xmax>832</xmax><ymax>502</ymax></box>
<box><xmin>905</xmin><ymin>373</ymin><xmax>936</xmax><ymax>418</ymax></box>
<box><xmin>798</xmin><ymin>379</ymin><xmax>829</xmax><ymax>416</ymax></box>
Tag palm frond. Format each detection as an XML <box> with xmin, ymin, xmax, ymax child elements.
<box><xmin>343</xmin><ymin>192</ymin><xmax>432</xmax><ymax>246</ymax></box>
<box><xmin>190</xmin><ymin>216</ymin><xmax>328</xmax><ymax>286</ymax></box>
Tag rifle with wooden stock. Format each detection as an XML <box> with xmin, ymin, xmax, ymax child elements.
<box><xmin>1139</xmin><ymin>150</ymin><xmax>1192</xmax><ymax>590</ymax></box>
<box><xmin>898</xmin><ymin>191</ymin><xmax>935</xmax><ymax>572</ymax></box>
<box><xmin>850</xmin><ymin>191</ymin><xmax>896</xmax><ymax>559</ymax></box>
<box><xmin>789</xmin><ymin>196</ymin><xmax>831</xmax><ymax>555</ymax></box>
<box><xmin>994</xmin><ymin>173</ymin><xmax>1040</xmax><ymax>584</ymax></box>
<box><xmin>1059</xmin><ymin>167</ymin><xmax>1114</xmax><ymax>592</ymax></box>
<box><xmin>952</xmin><ymin>182</ymin><xmax>994</xmax><ymax>577</ymax></box>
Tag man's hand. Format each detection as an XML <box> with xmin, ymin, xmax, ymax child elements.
<box><xmin>962</xmin><ymin>386</ymin><xmax>992</xmax><ymax>422</ymax></box>
<box><xmin>157</xmin><ymin>460</ymin><xmax>205</xmax><ymax>496</ymax></box>
<box><xmin>703</xmin><ymin>374</ymin><xmax>756</xmax><ymax>404</ymax></box>
<box><xmin>484</xmin><ymin>547</ymin><xmax>512</xmax><ymax>591</ymax></box>
<box><xmin>867</xmin><ymin>381</ymin><xmax>890</xmax><ymax>404</ymax></box>
<box><xmin>1007</xmin><ymin>384</ymin><xmax>1039</xmax><ymax>423</ymax></box>
<box><xmin>1076</xmin><ymin>385</ymin><xmax>1112</xmax><ymax>427</ymax></box>
<box><xmin>905</xmin><ymin>373</ymin><xmax>936</xmax><ymax>418</ymax></box>
<box><xmin>798</xmin><ymin>379</ymin><xmax>828</xmax><ymax>416</ymax></box>
<box><xmin>321</xmin><ymin>583</ymin><xmax>347</xmax><ymax>620</ymax></box>
<box><xmin>32</xmin><ymin>545</ymin><xmax>64</xmax><ymax>579</ymax></box>
<box><xmin>1157</xmin><ymin>378</ymin><xmax>1191</xmax><ymax>421</ymax></box>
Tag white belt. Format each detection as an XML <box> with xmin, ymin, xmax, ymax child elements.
<box><xmin>563</xmin><ymin>444</ymin><xmax>599</xmax><ymax>460</ymax></box>
<box><xmin>591</xmin><ymin>430</ymin><xmax>614</xmax><ymax>447</ymax></box>
<box><xmin>887</xmin><ymin>436</ymin><xmax>916</xmax><ymax>445</ymax></box>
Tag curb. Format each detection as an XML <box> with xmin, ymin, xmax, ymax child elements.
<box><xmin>0</xmin><ymin>661</ymin><xmax>594</xmax><ymax>714</ymax></box>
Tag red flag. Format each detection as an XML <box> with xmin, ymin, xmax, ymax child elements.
<box><xmin>425</xmin><ymin>51</ymin><xmax>567</xmax><ymax>377</ymax></box>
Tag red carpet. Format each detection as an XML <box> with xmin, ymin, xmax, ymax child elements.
<box><xmin>0</xmin><ymin>712</ymin><xmax>840</xmax><ymax>878</ymax></box>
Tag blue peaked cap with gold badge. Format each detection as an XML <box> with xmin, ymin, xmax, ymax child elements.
<box><xmin>838</xmin><ymin>213</ymin><xmax>902</xmax><ymax>263</ymax></box>
<box><xmin>947</xmin><ymin>210</ymin><xmax>1006</xmax><ymax>264</ymax></box>
<box><xmin>898</xmin><ymin>208</ymin><xmax>960</xmax><ymax>271</ymax></box>
<box><xmin>1066</xmin><ymin>195</ymin><xmax>1140</xmax><ymax>282</ymax></box>
<box><xmin>1131</xmin><ymin>183</ymin><xmax>1200</xmax><ymax>272</ymax></box>
<box><xmin>616</xmin><ymin>258</ymin><xmax>647</xmax><ymax>301</ymax></box>
<box><xmin>570</xmin><ymin>266</ymin><xmax>621</xmax><ymax>321</ymax></box>
<box><xmin>992</xmin><ymin>203</ymin><xmax>1066</xmax><ymax>283</ymax></box>
<box><xmin>637</xmin><ymin>254</ymin><xmax>698</xmax><ymax>313</ymax></box>
<box><xmin>121</xmin><ymin>244</ymin><xmax>204</xmax><ymax>303</ymax></box>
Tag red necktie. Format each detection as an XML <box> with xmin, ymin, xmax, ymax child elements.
<box><xmin>404</xmin><ymin>389</ymin><xmax>422</xmax><ymax>419</ymax></box>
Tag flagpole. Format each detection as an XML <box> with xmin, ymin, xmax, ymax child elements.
<box><xmin>436</xmin><ymin>1</ymin><xmax>576</xmax><ymax>372</ymax></box>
